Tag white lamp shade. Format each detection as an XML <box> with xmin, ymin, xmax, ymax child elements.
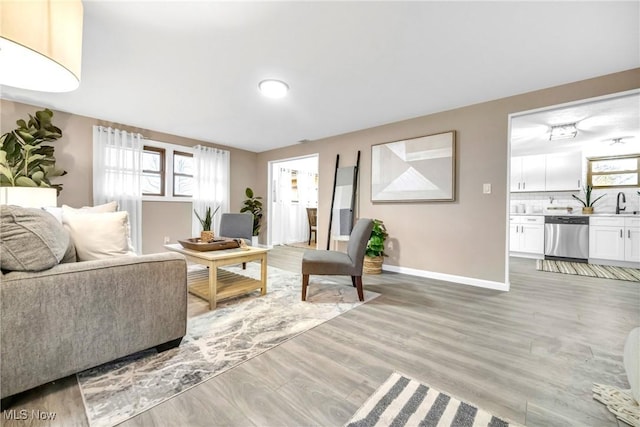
<box><xmin>0</xmin><ymin>187</ymin><xmax>57</xmax><ymax>208</ymax></box>
<box><xmin>0</xmin><ymin>0</ymin><xmax>83</xmax><ymax>92</ymax></box>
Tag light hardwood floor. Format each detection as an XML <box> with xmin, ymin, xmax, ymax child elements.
<box><xmin>2</xmin><ymin>247</ymin><xmax>638</xmax><ymax>427</ymax></box>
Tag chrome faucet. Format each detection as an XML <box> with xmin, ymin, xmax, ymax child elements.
<box><xmin>616</xmin><ymin>192</ymin><xmax>626</xmax><ymax>214</ymax></box>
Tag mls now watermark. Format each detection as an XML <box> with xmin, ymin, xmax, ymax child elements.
<box><xmin>3</xmin><ymin>409</ymin><xmax>57</xmax><ymax>421</ymax></box>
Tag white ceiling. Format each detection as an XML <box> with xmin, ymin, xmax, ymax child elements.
<box><xmin>511</xmin><ymin>91</ymin><xmax>640</xmax><ymax>157</ymax></box>
<box><xmin>1</xmin><ymin>1</ymin><xmax>639</xmax><ymax>153</ymax></box>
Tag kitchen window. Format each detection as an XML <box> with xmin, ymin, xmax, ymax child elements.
<box><xmin>587</xmin><ymin>154</ymin><xmax>640</xmax><ymax>189</ymax></box>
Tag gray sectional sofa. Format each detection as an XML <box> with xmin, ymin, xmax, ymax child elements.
<box><xmin>0</xmin><ymin>205</ymin><xmax>188</xmax><ymax>399</ymax></box>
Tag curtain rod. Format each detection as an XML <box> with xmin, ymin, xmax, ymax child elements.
<box><xmin>96</xmin><ymin>125</ymin><xmax>148</xmax><ymax>139</ymax></box>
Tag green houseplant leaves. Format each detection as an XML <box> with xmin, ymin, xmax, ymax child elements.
<box><xmin>366</xmin><ymin>219</ymin><xmax>388</xmax><ymax>257</ymax></box>
<box><xmin>0</xmin><ymin>109</ymin><xmax>67</xmax><ymax>194</ymax></box>
<box><xmin>240</xmin><ymin>187</ymin><xmax>263</xmax><ymax>236</ymax></box>
<box><xmin>194</xmin><ymin>205</ymin><xmax>220</xmax><ymax>231</ymax></box>
<box><xmin>571</xmin><ymin>185</ymin><xmax>605</xmax><ymax>207</ymax></box>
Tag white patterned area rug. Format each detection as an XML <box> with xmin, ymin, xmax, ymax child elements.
<box><xmin>78</xmin><ymin>264</ymin><xmax>379</xmax><ymax>427</ymax></box>
<box><xmin>536</xmin><ymin>259</ymin><xmax>640</xmax><ymax>282</ymax></box>
<box><xmin>345</xmin><ymin>372</ymin><xmax>524</xmax><ymax>427</ymax></box>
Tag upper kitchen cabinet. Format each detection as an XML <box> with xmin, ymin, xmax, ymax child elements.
<box><xmin>511</xmin><ymin>154</ymin><xmax>545</xmax><ymax>192</ymax></box>
<box><xmin>545</xmin><ymin>151</ymin><xmax>583</xmax><ymax>191</ymax></box>
<box><xmin>511</xmin><ymin>152</ymin><xmax>583</xmax><ymax>192</ymax></box>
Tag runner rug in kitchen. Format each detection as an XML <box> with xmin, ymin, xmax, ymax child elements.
<box><xmin>536</xmin><ymin>259</ymin><xmax>640</xmax><ymax>282</ymax></box>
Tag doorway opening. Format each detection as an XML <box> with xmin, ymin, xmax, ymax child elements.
<box><xmin>506</xmin><ymin>89</ymin><xmax>640</xmax><ymax>284</ymax></box>
<box><xmin>267</xmin><ymin>154</ymin><xmax>319</xmax><ymax>248</ymax></box>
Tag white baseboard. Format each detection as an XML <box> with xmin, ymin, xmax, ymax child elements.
<box><xmin>381</xmin><ymin>264</ymin><xmax>509</xmax><ymax>292</ymax></box>
<box><xmin>510</xmin><ymin>251</ymin><xmax>543</xmax><ymax>260</ymax></box>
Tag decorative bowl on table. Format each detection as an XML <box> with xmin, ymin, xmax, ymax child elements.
<box><xmin>178</xmin><ymin>237</ymin><xmax>240</xmax><ymax>252</ymax></box>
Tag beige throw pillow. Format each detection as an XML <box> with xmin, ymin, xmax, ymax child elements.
<box><xmin>62</xmin><ymin>210</ymin><xmax>136</xmax><ymax>261</ymax></box>
<box><xmin>62</xmin><ymin>201</ymin><xmax>118</xmax><ymax>213</ymax></box>
<box><xmin>47</xmin><ymin>202</ymin><xmax>119</xmax><ymax>225</ymax></box>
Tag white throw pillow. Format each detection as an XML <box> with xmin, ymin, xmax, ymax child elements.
<box><xmin>42</xmin><ymin>206</ymin><xmax>63</xmax><ymax>223</ymax></box>
<box><xmin>62</xmin><ymin>201</ymin><xmax>118</xmax><ymax>213</ymax></box>
<box><xmin>62</xmin><ymin>210</ymin><xmax>136</xmax><ymax>261</ymax></box>
<box><xmin>47</xmin><ymin>202</ymin><xmax>118</xmax><ymax>223</ymax></box>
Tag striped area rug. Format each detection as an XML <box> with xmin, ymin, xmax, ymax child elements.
<box><xmin>536</xmin><ymin>260</ymin><xmax>640</xmax><ymax>282</ymax></box>
<box><xmin>345</xmin><ymin>372</ymin><xmax>523</xmax><ymax>427</ymax></box>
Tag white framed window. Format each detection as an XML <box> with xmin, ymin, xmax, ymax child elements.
<box><xmin>173</xmin><ymin>151</ymin><xmax>194</xmax><ymax>197</ymax></box>
<box><xmin>142</xmin><ymin>140</ymin><xmax>194</xmax><ymax>201</ymax></box>
<box><xmin>142</xmin><ymin>146</ymin><xmax>165</xmax><ymax>196</ymax></box>
<box><xmin>588</xmin><ymin>154</ymin><xmax>640</xmax><ymax>189</ymax></box>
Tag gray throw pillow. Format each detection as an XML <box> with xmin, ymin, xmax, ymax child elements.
<box><xmin>0</xmin><ymin>205</ymin><xmax>70</xmax><ymax>272</ymax></box>
<box><xmin>60</xmin><ymin>230</ymin><xmax>77</xmax><ymax>264</ymax></box>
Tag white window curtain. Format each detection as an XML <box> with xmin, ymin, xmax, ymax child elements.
<box><xmin>295</xmin><ymin>171</ymin><xmax>318</xmax><ymax>241</ymax></box>
<box><xmin>92</xmin><ymin>125</ymin><xmax>143</xmax><ymax>254</ymax></box>
<box><xmin>271</xmin><ymin>167</ymin><xmax>293</xmax><ymax>245</ymax></box>
<box><xmin>272</xmin><ymin>168</ymin><xmax>318</xmax><ymax>245</ymax></box>
<box><xmin>192</xmin><ymin>145</ymin><xmax>230</xmax><ymax>237</ymax></box>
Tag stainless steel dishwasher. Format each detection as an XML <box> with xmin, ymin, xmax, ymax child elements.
<box><xmin>544</xmin><ymin>216</ymin><xmax>589</xmax><ymax>262</ymax></box>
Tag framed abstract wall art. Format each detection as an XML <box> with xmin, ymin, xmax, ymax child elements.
<box><xmin>371</xmin><ymin>131</ymin><xmax>456</xmax><ymax>202</ymax></box>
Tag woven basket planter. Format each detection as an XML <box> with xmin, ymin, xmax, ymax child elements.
<box><xmin>200</xmin><ymin>230</ymin><xmax>215</xmax><ymax>242</ymax></box>
<box><xmin>363</xmin><ymin>255</ymin><xmax>383</xmax><ymax>274</ymax></box>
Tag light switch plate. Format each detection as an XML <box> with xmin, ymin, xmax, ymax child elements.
<box><xmin>483</xmin><ymin>183</ymin><xmax>492</xmax><ymax>194</ymax></box>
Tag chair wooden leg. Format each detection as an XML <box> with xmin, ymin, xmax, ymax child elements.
<box><xmin>302</xmin><ymin>274</ymin><xmax>309</xmax><ymax>301</ymax></box>
<box><xmin>351</xmin><ymin>276</ymin><xmax>356</xmax><ymax>287</ymax></box>
<box><xmin>354</xmin><ymin>276</ymin><xmax>364</xmax><ymax>301</ymax></box>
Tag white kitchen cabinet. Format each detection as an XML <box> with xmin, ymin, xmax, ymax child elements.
<box><xmin>545</xmin><ymin>151</ymin><xmax>583</xmax><ymax>191</ymax></box>
<box><xmin>511</xmin><ymin>155</ymin><xmax>546</xmax><ymax>192</ymax></box>
<box><xmin>589</xmin><ymin>216</ymin><xmax>640</xmax><ymax>262</ymax></box>
<box><xmin>625</xmin><ymin>217</ymin><xmax>640</xmax><ymax>262</ymax></box>
<box><xmin>590</xmin><ymin>224</ymin><xmax>625</xmax><ymax>260</ymax></box>
<box><xmin>510</xmin><ymin>215</ymin><xmax>544</xmax><ymax>256</ymax></box>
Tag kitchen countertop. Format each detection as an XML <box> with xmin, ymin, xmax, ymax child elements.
<box><xmin>510</xmin><ymin>212</ymin><xmax>639</xmax><ymax>217</ymax></box>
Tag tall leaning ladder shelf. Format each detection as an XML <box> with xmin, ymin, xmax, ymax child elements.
<box><xmin>326</xmin><ymin>151</ymin><xmax>361</xmax><ymax>250</ymax></box>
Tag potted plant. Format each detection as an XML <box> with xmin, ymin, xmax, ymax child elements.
<box><xmin>572</xmin><ymin>185</ymin><xmax>605</xmax><ymax>214</ymax></box>
<box><xmin>240</xmin><ymin>187</ymin><xmax>263</xmax><ymax>244</ymax></box>
<box><xmin>0</xmin><ymin>109</ymin><xmax>67</xmax><ymax>195</ymax></box>
<box><xmin>364</xmin><ymin>219</ymin><xmax>388</xmax><ymax>274</ymax></box>
<box><xmin>194</xmin><ymin>205</ymin><xmax>219</xmax><ymax>242</ymax></box>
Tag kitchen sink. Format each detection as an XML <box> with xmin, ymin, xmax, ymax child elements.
<box><xmin>590</xmin><ymin>212</ymin><xmax>640</xmax><ymax>216</ymax></box>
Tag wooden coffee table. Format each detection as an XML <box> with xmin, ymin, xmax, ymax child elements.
<box><xmin>165</xmin><ymin>244</ymin><xmax>268</xmax><ymax>310</ymax></box>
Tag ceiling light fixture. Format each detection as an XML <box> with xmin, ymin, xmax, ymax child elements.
<box><xmin>258</xmin><ymin>79</ymin><xmax>289</xmax><ymax>99</ymax></box>
<box><xmin>0</xmin><ymin>0</ymin><xmax>83</xmax><ymax>92</ymax></box>
<box><xmin>608</xmin><ymin>136</ymin><xmax>634</xmax><ymax>145</ymax></box>
<box><xmin>549</xmin><ymin>123</ymin><xmax>578</xmax><ymax>141</ymax></box>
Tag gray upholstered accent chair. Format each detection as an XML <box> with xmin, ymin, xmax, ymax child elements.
<box><xmin>219</xmin><ymin>212</ymin><xmax>254</xmax><ymax>269</ymax></box>
<box><xmin>301</xmin><ymin>218</ymin><xmax>374</xmax><ymax>301</ymax></box>
<box><xmin>219</xmin><ymin>213</ymin><xmax>253</xmax><ymax>245</ymax></box>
